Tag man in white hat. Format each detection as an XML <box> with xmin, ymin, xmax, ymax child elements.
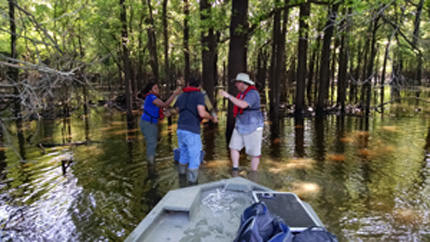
<box><xmin>219</xmin><ymin>73</ymin><xmax>264</xmax><ymax>171</ymax></box>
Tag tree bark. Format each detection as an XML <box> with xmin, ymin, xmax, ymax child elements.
<box><xmin>412</xmin><ymin>0</ymin><xmax>424</xmax><ymax>102</ymax></box>
<box><xmin>307</xmin><ymin>41</ymin><xmax>318</xmax><ymax>105</ymax></box>
<box><xmin>120</xmin><ymin>0</ymin><xmax>133</xmax><ymax>120</ymax></box>
<box><xmin>162</xmin><ymin>0</ymin><xmax>171</xmax><ymax>89</ymax></box>
<box><xmin>145</xmin><ymin>0</ymin><xmax>159</xmax><ymax>82</ymax></box>
<box><xmin>183</xmin><ymin>0</ymin><xmax>190</xmax><ymax>81</ymax></box>
<box><xmin>200</xmin><ymin>0</ymin><xmax>217</xmax><ymax>103</ymax></box>
<box><xmin>269</xmin><ymin>0</ymin><xmax>281</xmax><ymax>135</ymax></box>
<box><xmin>295</xmin><ymin>0</ymin><xmax>310</xmax><ymax>116</ymax></box>
<box><xmin>337</xmin><ymin>8</ymin><xmax>350</xmax><ymax>114</ymax></box>
<box><xmin>226</xmin><ymin>0</ymin><xmax>248</xmax><ymax>143</ymax></box>
<box><xmin>316</xmin><ymin>2</ymin><xmax>339</xmax><ymax>116</ymax></box>
<box><xmin>279</xmin><ymin>0</ymin><xmax>289</xmax><ymax>104</ymax></box>
<box><xmin>350</xmin><ymin>41</ymin><xmax>361</xmax><ymax>104</ymax></box>
<box><xmin>10</xmin><ymin>0</ymin><xmax>25</xmax><ymax>161</ymax></box>
<box><xmin>257</xmin><ymin>47</ymin><xmax>268</xmax><ymax>93</ymax></box>
<box><xmin>380</xmin><ymin>32</ymin><xmax>394</xmax><ymax>114</ymax></box>
<box><xmin>9</xmin><ymin>0</ymin><xmax>20</xmax><ymax>120</ymax></box>
<box><xmin>365</xmin><ymin>14</ymin><xmax>381</xmax><ymax>116</ymax></box>
<box><xmin>330</xmin><ymin>37</ymin><xmax>339</xmax><ymax>104</ymax></box>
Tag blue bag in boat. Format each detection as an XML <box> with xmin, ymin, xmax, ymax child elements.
<box><xmin>293</xmin><ymin>226</ymin><xmax>338</xmax><ymax>242</ymax></box>
<box><xmin>234</xmin><ymin>202</ymin><xmax>293</xmax><ymax>242</ymax></box>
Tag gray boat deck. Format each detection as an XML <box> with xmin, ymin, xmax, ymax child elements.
<box><xmin>125</xmin><ymin>177</ymin><xmax>322</xmax><ymax>242</ymax></box>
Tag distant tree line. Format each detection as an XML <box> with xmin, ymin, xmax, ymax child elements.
<box><xmin>1</xmin><ymin>0</ymin><xmax>430</xmax><ymax>139</ymax></box>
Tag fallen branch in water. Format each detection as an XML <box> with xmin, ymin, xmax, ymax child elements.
<box><xmin>37</xmin><ymin>140</ymin><xmax>100</xmax><ymax>153</ymax></box>
<box><xmin>372</xmin><ymin>97</ymin><xmax>430</xmax><ymax>113</ymax></box>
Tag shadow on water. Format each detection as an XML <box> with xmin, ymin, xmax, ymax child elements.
<box><xmin>314</xmin><ymin>116</ymin><xmax>325</xmax><ymax>162</ymax></box>
<box><xmin>2</xmin><ymin>107</ymin><xmax>430</xmax><ymax>241</ymax></box>
<box><xmin>294</xmin><ymin>116</ymin><xmax>305</xmax><ymax>158</ymax></box>
<box><xmin>202</xmin><ymin>122</ymin><xmax>216</xmax><ymax>161</ymax></box>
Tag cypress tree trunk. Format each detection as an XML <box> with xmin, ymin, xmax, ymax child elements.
<box><xmin>337</xmin><ymin>33</ymin><xmax>348</xmax><ymax>114</ymax></box>
<box><xmin>279</xmin><ymin>0</ymin><xmax>289</xmax><ymax>105</ymax></box>
<box><xmin>146</xmin><ymin>0</ymin><xmax>159</xmax><ymax>82</ymax></box>
<box><xmin>330</xmin><ymin>37</ymin><xmax>339</xmax><ymax>105</ymax></box>
<box><xmin>200</xmin><ymin>0</ymin><xmax>216</xmax><ymax>103</ymax></box>
<box><xmin>269</xmin><ymin>0</ymin><xmax>281</xmax><ymax>137</ymax></box>
<box><xmin>351</xmin><ymin>41</ymin><xmax>362</xmax><ymax>105</ymax></box>
<box><xmin>413</xmin><ymin>0</ymin><xmax>424</xmax><ymax>102</ymax></box>
<box><xmin>314</xmin><ymin>49</ymin><xmax>320</xmax><ymax>103</ymax></box>
<box><xmin>360</xmin><ymin>36</ymin><xmax>369</xmax><ymax>107</ymax></box>
<box><xmin>307</xmin><ymin>43</ymin><xmax>317</xmax><ymax>105</ymax></box>
<box><xmin>183</xmin><ymin>0</ymin><xmax>190</xmax><ymax>81</ymax></box>
<box><xmin>270</xmin><ymin>0</ymin><xmax>289</xmax><ymax>138</ymax></box>
<box><xmin>337</xmin><ymin>8</ymin><xmax>350</xmax><ymax>114</ymax></box>
<box><xmin>226</xmin><ymin>0</ymin><xmax>248</xmax><ymax>143</ymax></box>
<box><xmin>9</xmin><ymin>0</ymin><xmax>20</xmax><ymax>119</ymax></box>
<box><xmin>365</xmin><ymin>14</ymin><xmax>381</xmax><ymax>116</ymax></box>
<box><xmin>162</xmin><ymin>0</ymin><xmax>171</xmax><ymax>88</ymax></box>
<box><xmin>295</xmin><ymin>0</ymin><xmax>310</xmax><ymax>116</ymax></box>
<box><xmin>257</xmin><ymin>47</ymin><xmax>268</xmax><ymax>94</ymax></box>
<box><xmin>380</xmin><ymin>40</ymin><xmax>391</xmax><ymax>113</ymax></box>
<box><xmin>316</xmin><ymin>3</ymin><xmax>339</xmax><ymax>115</ymax></box>
<box><xmin>120</xmin><ymin>0</ymin><xmax>133</xmax><ymax>120</ymax></box>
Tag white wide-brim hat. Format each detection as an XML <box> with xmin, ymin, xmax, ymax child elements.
<box><xmin>231</xmin><ymin>73</ymin><xmax>255</xmax><ymax>86</ymax></box>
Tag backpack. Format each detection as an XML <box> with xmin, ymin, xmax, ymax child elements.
<box><xmin>234</xmin><ymin>202</ymin><xmax>293</xmax><ymax>242</ymax></box>
<box><xmin>293</xmin><ymin>226</ymin><xmax>338</xmax><ymax>242</ymax></box>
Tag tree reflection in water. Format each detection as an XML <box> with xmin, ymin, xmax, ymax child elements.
<box><xmin>1</xmin><ymin>109</ymin><xmax>430</xmax><ymax>241</ymax></box>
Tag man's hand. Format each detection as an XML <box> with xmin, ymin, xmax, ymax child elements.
<box><xmin>173</xmin><ymin>87</ymin><xmax>182</xmax><ymax>96</ymax></box>
<box><xmin>219</xmin><ymin>90</ymin><xmax>230</xmax><ymax>99</ymax></box>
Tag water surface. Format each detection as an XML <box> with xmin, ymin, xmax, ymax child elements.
<box><xmin>1</xmin><ymin>105</ymin><xmax>430</xmax><ymax>241</ymax></box>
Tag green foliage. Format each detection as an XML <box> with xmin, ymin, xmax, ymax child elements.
<box><xmin>1</xmin><ymin>0</ymin><xmax>429</xmax><ymax>113</ymax></box>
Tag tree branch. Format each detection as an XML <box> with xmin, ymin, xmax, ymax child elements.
<box><xmin>12</xmin><ymin>2</ymin><xmax>63</xmax><ymax>54</ymax></box>
<box><xmin>382</xmin><ymin>15</ymin><xmax>424</xmax><ymax>58</ymax></box>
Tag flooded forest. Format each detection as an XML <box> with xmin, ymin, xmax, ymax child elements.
<box><xmin>2</xmin><ymin>0</ymin><xmax>430</xmax><ymax>241</ymax></box>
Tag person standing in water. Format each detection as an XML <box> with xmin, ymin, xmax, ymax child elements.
<box><xmin>175</xmin><ymin>78</ymin><xmax>218</xmax><ymax>184</ymax></box>
<box><xmin>140</xmin><ymin>83</ymin><xmax>182</xmax><ymax>164</ymax></box>
<box><xmin>219</xmin><ymin>73</ymin><xmax>264</xmax><ymax>171</ymax></box>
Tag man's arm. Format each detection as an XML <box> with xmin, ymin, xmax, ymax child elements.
<box><xmin>219</xmin><ymin>90</ymin><xmax>249</xmax><ymax>108</ymax></box>
<box><xmin>197</xmin><ymin>105</ymin><xmax>218</xmax><ymax>123</ymax></box>
<box><xmin>152</xmin><ymin>87</ymin><xmax>182</xmax><ymax>108</ymax></box>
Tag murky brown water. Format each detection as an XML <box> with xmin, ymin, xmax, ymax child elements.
<box><xmin>1</xmin><ymin>105</ymin><xmax>430</xmax><ymax>241</ymax></box>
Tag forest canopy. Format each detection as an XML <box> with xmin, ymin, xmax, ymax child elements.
<box><xmin>1</xmin><ymin>0</ymin><xmax>430</xmax><ymax>134</ymax></box>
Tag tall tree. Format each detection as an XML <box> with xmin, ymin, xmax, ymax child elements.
<box><xmin>200</xmin><ymin>0</ymin><xmax>217</xmax><ymax>103</ymax></box>
<box><xmin>270</xmin><ymin>0</ymin><xmax>290</xmax><ymax>137</ymax></box>
<box><xmin>316</xmin><ymin>1</ymin><xmax>339</xmax><ymax>116</ymax></box>
<box><xmin>337</xmin><ymin>7</ymin><xmax>350</xmax><ymax>114</ymax></box>
<box><xmin>295</xmin><ymin>0</ymin><xmax>310</xmax><ymax>116</ymax></box>
<box><xmin>226</xmin><ymin>0</ymin><xmax>248</xmax><ymax>142</ymax></box>
<box><xmin>269</xmin><ymin>0</ymin><xmax>282</xmax><ymax>135</ymax></box>
<box><xmin>120</xmin><ymin>0</ymin><xmax>133</xmax><ymax>120</ymax></box>
<box><xmin>183</xmin><ymin>0</ymin><xmax>190</xmax><ymax>81</ymax></box>
<box><xmin>162</xmin><ymin>0</ymin><xmax>171</xmax><ymax>88</ymax></box>
<box><xmin>8</xmin><ymin>0</ymin><xmax>20</xmax><ymax>119</ymax></box>
<box><xmin>307</xmin><ymin>31</ymin><xmax>321</xmax><ymax>106</ymax></box>
<box><xmin>365</xmin><ymin>11</ymin><xmax>381</xmax><ymax>116</ymax></box>
<box><xmin>412</xmin><ymin>0</ymin><xmax>424</xmax><ymax>101</ymax></box>
<box><xmin>145</xmin><ymin>0</ymin><xmax>159</xmax><ymax>82</ymax></box>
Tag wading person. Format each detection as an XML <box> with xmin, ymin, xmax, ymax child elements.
<box><xmin>219</xmin><ymin>73</ymin><xmax>264</xmax><ymax>171</ymax></box>
<box><xmin>175</xmin><ymin>78</ymin><xmax>218</xmax><ymax>184</ymax></box>
<box><xmin>140</xmin><ymin>83</ymin><xmax>181</xmax><ymax>164</ymax></box>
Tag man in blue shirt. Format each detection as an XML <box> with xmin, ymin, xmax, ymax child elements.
<box><xmin>175</xmin><ymin>78</ymin><xmax>218</xmax><ymax>184</ymax></box>
<box><xmin>219</xmin><ymin>73</ymin><xmax>264</xmax><ymax>171</ymax></box>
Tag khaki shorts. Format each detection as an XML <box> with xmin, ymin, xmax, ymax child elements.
<box><xmin>229</xmin><ymin>127</ymin><xmax>263</xmax><ymax>157</ymax></box>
